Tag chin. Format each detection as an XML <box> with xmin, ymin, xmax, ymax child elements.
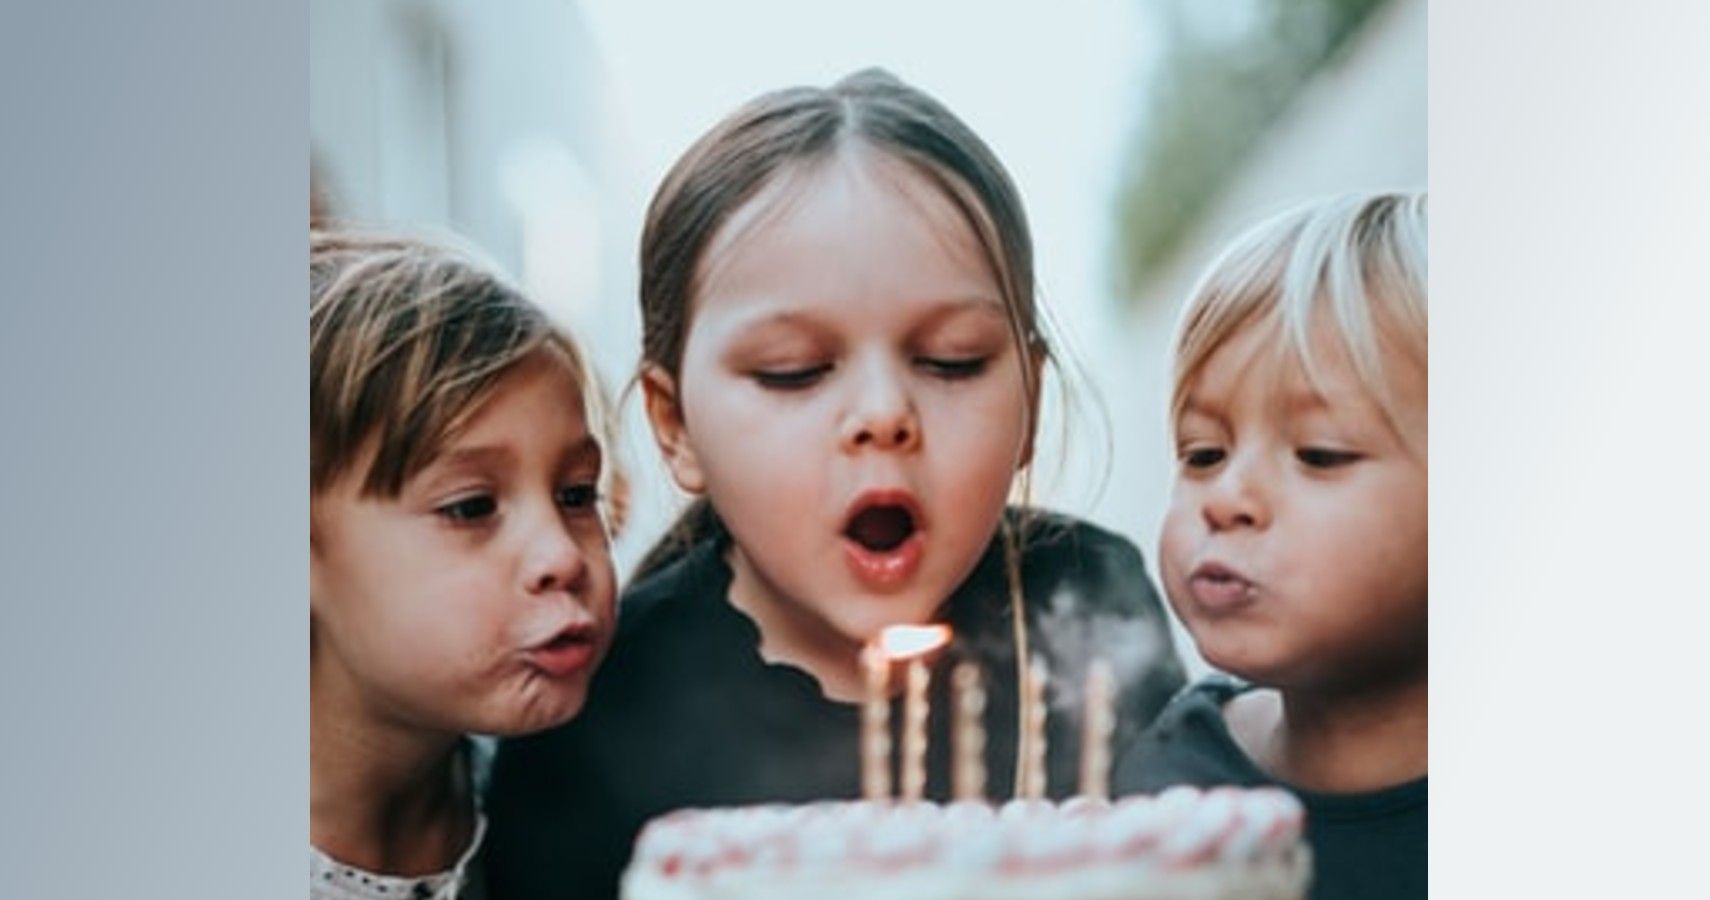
<box><xmin>830</xmin><ymin>600</ymin><xmax>938</xmax><ymax>642</ymax></box>
<box><xmin>1194</xmin><ymin>634</ymin><xmax>1295</xmax><ymax>687</ymax></box>
<box><xmin>480</xmin><ymin>686</ymin><xmax>590</xmax><ymax>737</ymax></box>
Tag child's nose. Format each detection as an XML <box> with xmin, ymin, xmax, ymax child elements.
<box><xmin>839</xmin><ymin>359</ymin><xmax>920</xmax><ymax>453</ymax></box>
<box><xmin>523</xmin><ymin>517</ymin><xmax>589</xmax><ymax>596</ymax></box>
<box><xmin>1202</xmin><ymin>461</ymin><xmax>1270</xmax><ymax>532</ymax></box>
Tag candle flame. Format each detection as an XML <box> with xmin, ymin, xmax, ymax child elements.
<box><xmin>877</xmin><ymin>624</ymin><xmax>951</xmax><ymax>659</ymax></box>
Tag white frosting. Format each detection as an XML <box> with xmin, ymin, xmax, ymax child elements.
<box><xmin>622</xmin><ymin>787</ymin><xmax>1310</xmax><ymax>900</ymax></box>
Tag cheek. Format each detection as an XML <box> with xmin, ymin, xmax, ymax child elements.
<box><xmin>927</xmin><ymin>382</ymin><xmax>1029</xmax><ymax>471</ymax></box>
<box><xmin>1329</xmin><ymin>521</ymin><xmax>1427</xmax><ymax>612</ymax></box>
<box><xmin>386</xmin><ymin>567</ymin><xmax>505</xmax><ymax>659</ymax></box>
<box><xmin>1306</xmin><ymin>471</ymin><xmax>1424</xmax><ymax>554</ymax></box>
<box><xmin>1157</xmin><ymin>488</ymin><xmax>1202</xmax><ymax>566</ymax></box>
<box><xmin>685</xmin><ymin>383</ymin><xmax>826</xmax><ymax>489</ymax></box>
<box><xmin>352</xmin><ymin>527</ymin><xmax>512</xmax><ymax>642</ymax></box>
<box><xmin>322</xmin><ymin>567</ymin><xmax>500</xmax><ymax>711</ymax></box>
<box><xmin>582</xmin><ymin>539</ymin><xmax>620</xmax><ymax>622</ymax></box>
<box><xmin>924</xmin><ymin>402</ymin><xmax>1024</xmax><ymax>549</ymax></box>
<box><xmin>1156</xmin><ymin>508</ymin><xmax>1202</xmax><ymax>622</ymax></box>
<box><xmin>1283</xmin><ymin>485</ymin><xmax>1426</xmax><ymax>621</ymax></box>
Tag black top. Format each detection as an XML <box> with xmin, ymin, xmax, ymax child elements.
<box><xmin>484</xmin><ymin>509</ymin><xmax>1185</xmax><ymax>900</ymax></box>
<box><xmin>1113</xmin><ymin>677</ymin><xmax>1427</xmax><ymax>900</ymax></box>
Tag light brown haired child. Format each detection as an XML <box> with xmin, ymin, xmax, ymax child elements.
<box><xmin>311</xmin><ymin>231</ymin><xmax>617</xmax><ymax>899</ymax></box>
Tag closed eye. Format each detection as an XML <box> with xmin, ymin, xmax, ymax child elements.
<box><xmin>753</xmin><ymin>364</ymin><xmax>831</xmax><ymax>390</ymax></box>
<box><xmin>1180</xmin><ymin>446</ymin><xmax>1225</xmax><ymax>470</ymax></box>
<box><xmin>915</xmin><ymin>356</ymin><xmax>989</xmax><ymax>380</ymax></box>
<box><xmin>1297</xmin><ymin>447</ymin><xmax>1362</xmax><ymax>469</ymax></box>
<box><xmin>436</xmin><ymin>494</ymin><xmax>496</xmax><ymax>523</ymax></box>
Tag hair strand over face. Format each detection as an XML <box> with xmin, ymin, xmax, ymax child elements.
<box><xmin>311</xmin><ymin>229</ymin><xmax>596</xmax><ymax>498</ymax></box>
<box><xmin>1170</xmin><ymin>191</ymin><xmax>1428</xmax><ymax>449</ymax></box>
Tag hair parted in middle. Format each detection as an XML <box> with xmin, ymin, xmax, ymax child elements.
<box><xmin>638</xmin><ymin>66</ymin><xmax>1050</xmax><ymax>397</ymax></box>
<box><xmin>631</xmin><ymin>68</ymin><xmax>1070</xmax><ymax>793</ymax></box>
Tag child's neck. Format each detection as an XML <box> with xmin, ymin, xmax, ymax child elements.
<box><xmin>310</xmin><ymin>659</ymin><xmax>474</xmax><ymax>877</ymax></box>
<box><xmin>725</xmin><ymin>545</ymin><xmax>868</xmax><ymax>703</ymax></box>
<box><xmin>1226</xmin><ymin>673</ymin><xmax>1427</xmax><ymax>794</ymax></box>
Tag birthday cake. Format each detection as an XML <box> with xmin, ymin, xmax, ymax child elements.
<box><xmin>620</xmin><ymin>786</ymin><xmax>1311</xmax><ymax>900</ymax></box>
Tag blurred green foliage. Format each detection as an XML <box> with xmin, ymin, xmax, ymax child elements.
<box><xmin>1113</xmin><ymin>0</ymin><xmax>1394</xmax><ymax>302</ymax></box>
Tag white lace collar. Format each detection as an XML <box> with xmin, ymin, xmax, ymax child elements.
<box><xmin>310</xmin><ymin>812</ymin><xmax>486</xmax><ymax>900</ymax></box>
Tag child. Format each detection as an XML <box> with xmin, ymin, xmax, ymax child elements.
<box><xmin>311</xmin><ymin>231</ymin><xmax>618</xmax><ymax>900</ymax></box>
<box><xmin>484</xmin><ymin>68</ymin><xmax>1187</xmax><ymax>899</ymax></box>
<box><xmin>1113</xmin><ymin>192</ymin><xmax>1428</xmax><ymax>900</ymax></box>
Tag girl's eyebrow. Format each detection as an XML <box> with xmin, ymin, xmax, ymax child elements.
<box><xmin>724</xmin><ymin>296</ymin><xmax>1004</xmax><ymax>330</ymax></box>
<box><xmin>709</xmin><ymin>300</ymin><xmax>825</xmax><ymax>329</ymax></box>
<box><xmin>908</xmin><ymin>296</ymin><xmax>1009</xmax><ymax>332</ymax></box>
<box><xmin>714</xmin><ymin>307</ymin><xmax>835</xmax><ymax>345</ymax></box>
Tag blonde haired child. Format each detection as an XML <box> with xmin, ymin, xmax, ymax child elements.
<box><xmin>311</xmin><ymin>231</ymin><xmax>618</xmax><ymax>899</ymax></box>
<box><xmin>1116</xmin><ymin>191</ymin><xmax>1428</xmax><ymax>900</ymax></box>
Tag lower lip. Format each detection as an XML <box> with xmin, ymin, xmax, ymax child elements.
<box><xmin>1187</xmin><ymin>575</ymin><xmax>1257</xmax><ymax>614</ymax></box>
<box><xmin>843</xmin><ymin>532</ymin><xmax>925</xmax><ymax>590</ymax></box>
<box><xmin>527</xmin><ymin>638</ymin><xmax>596</xmax><ymax>677</ymax></box>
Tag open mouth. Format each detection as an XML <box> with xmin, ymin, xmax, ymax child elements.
<box><xmin>844</xmin><ymin>503</ymin><xmax>918</xmax><ymax>553</ymax></box>
<box><xmin>841</xmin><ymin>491</ymin><xmax>926</xmax><ymax>589</ymax></box>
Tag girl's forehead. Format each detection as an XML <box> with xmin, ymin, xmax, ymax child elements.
<box><xmin>688</xmin><ymin>152</ymin><xmax>1007</xmax><ymax>336</ymax></box>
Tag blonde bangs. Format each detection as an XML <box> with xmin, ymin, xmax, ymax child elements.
<box><xmin>1170</xmin><ymin>191</ymin><xmax>1428</xmax><ymax>445</ymax></box>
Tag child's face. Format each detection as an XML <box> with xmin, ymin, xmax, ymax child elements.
<box><xmin>651</xmin><ymin>155</ymin><xmax>1034</xmax><ymax>645</ymax></box>
<box><xmin>1159</xmin><ymin>321</ymin><xmax>1426</xmax><ymax>691</ymax></box>
<box><xmin>311</xmin><ymin>355</ymin><xmax>617</xmax><ymax>736</ymax></box>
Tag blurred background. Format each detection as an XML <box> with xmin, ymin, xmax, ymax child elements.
<box><xmin>310</xmin><ymin>0</ymin><xmax>1425</xmax><ymax>676</ymax></box>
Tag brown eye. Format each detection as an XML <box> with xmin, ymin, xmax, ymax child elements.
<box><xmin>437</xmin><ymin>495</ymin><xmax>496</xmax><ymax>523</ymax></box>
<box><xmin>557</xmin><ymin>484</ymin><xmax>601</xmax><ymax>511</ymax></box>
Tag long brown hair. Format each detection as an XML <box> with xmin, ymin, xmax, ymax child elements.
<box><xmin>632</xmin><ymin>68</ymin><xmax>1061</xmax><ymax>795</ymax></box>
<box><xmin>635</xmin><ymin>67</ymin><xmax>1051</xmax><ymax>560</ymax></box>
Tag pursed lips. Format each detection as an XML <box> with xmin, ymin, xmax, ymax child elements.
<box><xmin>1185</xmin><ymin>559</ymin><xmax>1259</xmax><ymax>613</ymax></box>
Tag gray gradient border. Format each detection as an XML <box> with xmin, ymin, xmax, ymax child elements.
<box><xmin>0</xmin><ymin>2</ymin><xmax>303</xmax><ymax>896</ymax></box>
<box><xmin>4</xmin><ymin>1</ymin><xmax>1709</xmax><ymax>896</ymax></box>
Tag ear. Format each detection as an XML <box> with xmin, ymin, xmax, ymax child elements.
<box><xmin>1017</xmin><ymin>343</ymin><xmax>1047</xmax><ymax>471</ymax></box>
<box><xmin>641</xmin><ymin>364</ymin><xmax>707</xmax><ymax>495</ymax></box>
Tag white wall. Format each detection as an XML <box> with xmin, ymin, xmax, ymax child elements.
<box><xmin>1052</xmin><ymin>0</ymin><xmax>1427</xmax><ymax>675</ymax></box>
<box><xmin>310</xmin><ymin>0</ymin><xmax>653</xmax><ymax>564</ymax></box>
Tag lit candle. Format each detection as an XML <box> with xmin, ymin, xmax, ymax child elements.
<box><xmin>1079</xmin><ymin>658</ymin><xmax>1115</xmax><ymax>800</ymax></box>
<box><xmin>876</xmin><ymin>625</ymin><xmax>951</xmax><ymax>804</ymax></box>
<box><xmin>952</xmin><ymin>662</ymin><xmax>986</xmax><ymax>801</ymax></box>
<box><xmin>1023</xmin><ymin>655</ymin><xmax>1049</xmax><ymax>800</ymax></box>
<box><xmin>901</xmin><ymin>655</ymin><xmax>930</xmax><ymax>802</ymax></box>
<box><xmin>860</xmin><ymin>643</ymin><xmax>892</xmax><ymax>801</ymax></box>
